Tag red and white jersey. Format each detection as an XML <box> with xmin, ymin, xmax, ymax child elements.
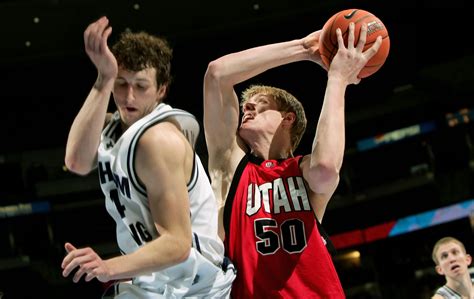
<box><xmin>224</xmin><ymin>154</ymin><xmax>345</xmax><ymax>299</ymax></box>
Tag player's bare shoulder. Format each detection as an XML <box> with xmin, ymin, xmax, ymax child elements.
<box><xmin>140</xmin><ymin>121</ymin><xmax>189</xmax><ymax>153</ymax></box>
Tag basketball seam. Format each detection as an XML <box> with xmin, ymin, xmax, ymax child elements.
<box><xmin>328</xmin><ymin>11</ymin><xmax>342</xmax><ymax>61</ymax></box>
<box><xmin>364</xmin><ymin>34</ymin><xmax>389</xmax><ymax>47</ymax></box>
<box><xmin>341</xmin><ymin>14</ymin><xmax>374</xmax><ymax>40</ymax></box>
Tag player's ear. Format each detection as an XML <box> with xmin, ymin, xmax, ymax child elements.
<box><xmin>157</xmin><ymin>84</ymin><xmax>167</xmax><ymax>102</ymax></box>
<box><xmin>466</xmin><ymin>254</ymin><xmax>472</xmax><ymax>266</ymax></box>
<box><xmin>282</xmin><ymin>112</ymin><xmax>296</xmax><ymax>126</ymax></box>
<box><xmin>435</xmin><ymin>265</ymin><xmax>444</xmax><ymax>276</ymax></box>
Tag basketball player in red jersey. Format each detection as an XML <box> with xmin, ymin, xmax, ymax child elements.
<box><xmin>203</xmin><ymin>22</ymin><xmax>382</xmax><ymax>298</ymax></box>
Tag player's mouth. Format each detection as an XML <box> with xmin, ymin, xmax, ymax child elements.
<box><xmin>242</xmin><ymin>114</ymin><xmax>254</xmax><ymax>123</ymax></box>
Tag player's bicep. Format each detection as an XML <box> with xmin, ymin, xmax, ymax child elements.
<box><xmin>301</xmin><ymin>156</ymin><xmax>338</xmax><ymax>221</ymax></box>
<box><xmin>135</xmin><ymin>126</ymin><xmax>191</xmax><ymax>237</ymax></box>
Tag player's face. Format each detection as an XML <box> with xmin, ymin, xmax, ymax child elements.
<box><xmin>113</xmin><ymin>67</ymin><xmax>163</xmax><ymax>128</ymax></box>
<box><xmin>239</xmin><ymin>94</ymin><xmax>284</xmax><ymax>139</ymax></box>
<box><xmin>435</xmin><ymin>242</ymin><xmax>472</xmax><ymax>279</ymax></box>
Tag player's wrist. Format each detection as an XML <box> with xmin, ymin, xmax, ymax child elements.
<box><xmin>94</xmin><ymin>73</ymin><xmax>115</xmax><ymax>91</ymax></box>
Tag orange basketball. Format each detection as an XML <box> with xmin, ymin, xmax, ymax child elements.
<box><xmin>319</xmin><ymin>9</ymin><xmax>390</xmax><ymax>78</ymax></box>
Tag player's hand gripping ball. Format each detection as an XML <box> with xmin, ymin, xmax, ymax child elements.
<box><xmin>319</xmin><ymin>8</ymin><xmax>390</xmax><ymax>78</ymax></box>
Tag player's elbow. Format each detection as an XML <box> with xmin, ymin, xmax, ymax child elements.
<box><xmin>307</xmin><ymin>162</ymin><xmax>340</xmax><ymax>193</ymax></box>
<box><xmin>176</xmin><ymin>247</ymin><xmax>191</xmax><ymax>265</ymax></box>
<box><xmin>172</xmin><ymin>236</ymin><xmax>192</xmax><ymax>264</ymax></box>
<box><xmin>205</xmin><ymin>60</ymin><xmax>229</xmax><ymax>86</ymax></box>
<box><xmin>64</xmin><ymin>155</ymin><xmax>92</xmax><ymax>176</ymax></box>
<box><xmin>205</xmin><ymin>61</ymin><xmax>220</xmax><ymax>84</ymax></box>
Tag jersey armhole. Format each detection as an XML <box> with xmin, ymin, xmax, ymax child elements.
<box><xmin>223</xmin><ymin>154</ymin><xmax>249</xmax><ymax>236</ymax></box>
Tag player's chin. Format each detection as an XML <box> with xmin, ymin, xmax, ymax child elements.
<box><xmin>121</xmin><ymin>112</ymin><xmax>141</xmax><ymax>127</ymax></box>
<box><xmin>239</xmin><ymin>121</ymin><xmax>253</xmax><ymax>128</ymax></box>
<box><xmin>238</xmin><ymin>126</ymin><xmax>253</xmax><ymax>141</ymax></box>
<box><xmin>238</xmin><ymin>125</ymin><xmax>248</xmax><ymax>133</ymax></box>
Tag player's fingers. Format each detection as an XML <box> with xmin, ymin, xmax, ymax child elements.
<box><xmin>91</xmin><ymin>18</ymin><xmax>106</xmax><ymax>53</ymax></box>
<box><xmin>62</xmin><ymin>250</ymin><xmax>94</xmax><ymax>276</ymax></box>
<box><xmin>73</xmin><ymin>266</ymin><xmax>87</xmax><ymax>283</ymax></box>
<box><xmin>100</xmin><ymin>26</ymin><xmax>113</xmax><ymax>53</ymax></box>
<box><xmin>62</xmin><ymin>257</ymin><xmax>78</xmax><ymax>277</ymax></box>
<box><xmin>82</xmin><ymin>261</ymin><xmax>99</xmax><ymax>282</ymax></box>
<box><xmin>86</xmin><ymin>16</ymin><xmax>107</xmax><ymax>53</ymax></box>
<box><xmin>335</xmin><ymin>28</ymin><xmax>344</xmax><ymax>49</ymax></box>
<box><xmin>64</xmin><ymin>242</ymin><xmax>77</xmax><ymax>253</ymax></box>
<box><xmin>61</xmin><ymin>244</ymin><xmax>83</xmax><ymax>269</ymax></box>
<box><xmin>364</xmin><ymin>36</ymin><xmax>382</xmax><ymax>60</ymax></box>
<box><xmin>347</xmin><ymin>22</ymin><xmax>355</xmax><ymax>49</ymax></box>
<box><xmin>84</xmin><ymin>21</ymin><xmax>98</xmax><ymax>52</ymax></box>
<box><xmin>61</xmin><ymin>249</ymin><xmax>77</xmax><ymax>270</ymax></box>
<box><xmin>356</xmin><ymin>23</ymin><xmax>368</xmax><ymax>51</ymax></box>
<box><xmin>85</xmin><ymin>271</ymin><xmax>96</xmax><ymax>282</ymax></box>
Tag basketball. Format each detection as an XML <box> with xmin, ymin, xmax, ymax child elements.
<box><xmin>319</xmin><ymin>9</ymin><xmax>390</xmax><ymax>78</ymax></box>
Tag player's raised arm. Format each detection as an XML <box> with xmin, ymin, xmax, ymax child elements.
<box><xmin>65</xmin><ymin>16</ymin><xmax>118</xmax><ymax>175</ymax></box>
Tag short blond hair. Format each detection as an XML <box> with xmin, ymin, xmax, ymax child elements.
<box><xmin>241</xmin><ymin>85</ymin><xmax>307</xmax><ymax>152</ymax></box>
<box><xmin>432</xmin><ymin>236</ymin><xmax>467</xmax><ymax>265</ymax></box>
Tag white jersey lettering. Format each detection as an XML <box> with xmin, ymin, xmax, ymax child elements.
<box><xmin>246</xmin><ymin>176</ymin><xmax>311</xmax><ymax>215</ymax></box>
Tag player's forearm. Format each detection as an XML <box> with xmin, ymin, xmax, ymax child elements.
<box><xmin>307</xmin><ymin>77</ymin><xmax>346</xmax><ymax>192</ymax></box>
<box><xmin>207</xmin><ymin>38</ymin><xmax>310</xmax><ymax>86</ymax></box>
<box><xmin>65</xmin><ymin>77</ymin><xmax>114</xmax><ymax>175</ymax></box>
<box><xmin>105</xmin><ymin>234</ymin><xmax>192</xmax><ymax>281</ymax></box>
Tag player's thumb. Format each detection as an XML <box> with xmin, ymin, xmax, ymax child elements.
<box><xmin>64</xmin><ymin>242</ymin><xmax>77</xmax><ymax>253</ymax></box>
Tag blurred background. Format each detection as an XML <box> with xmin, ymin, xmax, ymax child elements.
<box><xmin>0</xmin><ymin>0</ymin><xmax>473</xmax><ymax>298</ymax></box>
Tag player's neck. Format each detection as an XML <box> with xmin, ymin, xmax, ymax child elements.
<box><xmin>250</xmin><ymin>142</ymin><xmax>291</xmax><ymax>161</ymax></box>
<box><xmin>244</xmin><ymin>129</ymin><xmax>291</xmax><ymax>160</ymax></box>
<box><xmin>446</xmin><ymin>274</ymin><xmax>474</xmax><ymax>297</ymax></box>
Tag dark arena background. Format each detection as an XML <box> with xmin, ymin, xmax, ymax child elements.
<box><xmin>0</xmin><ymin>0</ymin><xmax>473</xmax><ymax>298</ymax></box>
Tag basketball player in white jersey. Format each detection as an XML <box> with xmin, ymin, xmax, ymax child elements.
<box><xmin>432</xmin><ymin>237</ymin><xmax>473</xmax><ymax>299</ymax></box>
<box><xmin>61</xmin><ymin>16</ymin><xmax>235</xmax><ymax>298</ymax></box>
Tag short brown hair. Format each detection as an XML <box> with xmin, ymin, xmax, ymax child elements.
<box><xmin>112</xmin><ymin>31</ymin><xmax>173</xmax><ymax>90</ymax></box>
<box><xmin>241</xmin><ymin>85</ymin><xmax>307</xmax><ymax>152</ymax></box>
<box><xmin>432</xmin><ymin>236</ymin><xmax>467</xmax><ymax>265</ymax></box>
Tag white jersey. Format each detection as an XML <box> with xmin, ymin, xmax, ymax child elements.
<box><xmin>433</xmin><ymin>278</ymin><xmax>474</xmax><ymax>299</ymax></box>
<box><xmin>98</xmin><ymin>103</ymin><xmax>235</xmax><ymax>298</ymax></box>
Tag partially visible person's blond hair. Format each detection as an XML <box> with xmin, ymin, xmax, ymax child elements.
<box><xmin>431</xmin><ymin>236</ymin><xmax>467</xmax><ymax>265</ymax></box>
